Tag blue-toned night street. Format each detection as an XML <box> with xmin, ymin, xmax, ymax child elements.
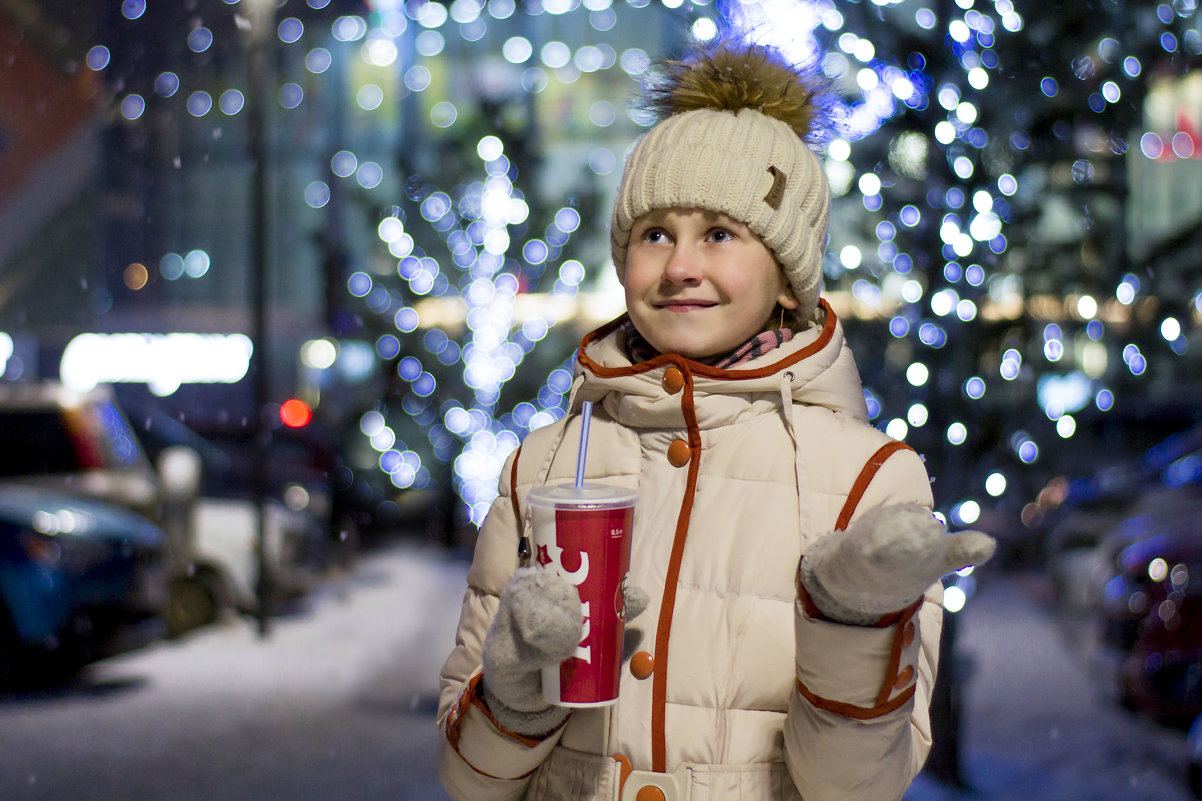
<box><xmin>0</xmin><ymin>536</ymin><xmax>1190</xmax><ymax>801</ymax></box>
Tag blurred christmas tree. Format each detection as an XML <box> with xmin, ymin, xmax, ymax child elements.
<box><xmin>330</xmin><ymin>0</ymin><xmax>1202</xmax><ymax>533</ymax></box>
<box><xmin>719</xmin><ymin>4</ymin><xmax>1201</xmax><ymax>783</ymax></box>
<box><xmin>11</xmin><ymin>0</ymin><xmax>695</xmax><ymax>531</ymax></box>
<box><xmin>321</xmin><ymin>1</ymin><xmax>694</xmax><ymax>528</ymax></box>
<box><xmin>341</xmin><ymin>120</ymin><xmax>606</xmax><ymax>527</ymax></box>
<box><xmin>27</xmin><ymin>0</ymin><xmax>1199</xmax><ymax>534</ymax></box>
<box><xmin>727</xmin><ymin>0</ymin><xmax>1201</xmax><ymax>544</ymax></box>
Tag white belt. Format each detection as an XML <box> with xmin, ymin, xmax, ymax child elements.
<box><xmin>620</xmin><ymin>766</ymin><xmax>691</xmax><ymax>801</ymax></box>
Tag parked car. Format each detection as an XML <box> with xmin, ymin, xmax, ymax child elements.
<box><xmin>185</xmin><ymin>413</ymin><xmax>454</xmax><ymax>544</ymax></box>
<box><xmin>0</xmin><ymin>383</ymin><xmax>165</xmax><ymax>521</ymax></box>
<box><xmin>1097</xmin><ymin>518</ymin><xmax>1202</xmax><ymax>729</ymax></box>
<box><xmin>0</xmin><ymin>382</ymin><xmax>319</xmax><ymax>636</ymax></box>
<box><xmin>136</xmin><ymin>402</ymin><xmax>456</xmax><ymax>556</ymax></box>
<box><xmin>0</xmin><ymin>485</ymin><xmax>167</xmax><ymax>687</ymax></box>
<box><xmin>121</xmin><ymin>405</ymin><xmax>328</xmax><ymax>629</ymax></box>
<box><xmin>1041</xmin><ymin>426</ymin><xmax>1202</xmax><ymax>617</ymax></box>
<box><xmin>186</xmin><ymin>496</ymin><xmax>324</xmax><ymax>621</ymax></box>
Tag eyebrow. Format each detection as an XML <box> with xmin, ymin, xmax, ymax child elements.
<box><xmin>701</xmin><ymin>212</ymin><xmax>748</xmax><ymax>230</ymax></box>
<box><xmin>639</xmin><ymin>209</ymin><xmax>743</xmax><ymax>227</ymax></box>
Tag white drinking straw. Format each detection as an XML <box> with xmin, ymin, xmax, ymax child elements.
<box><xmin>575</xmin><ymin>401</ymin><xmax>593</xmax><ymax>488</ymax></box>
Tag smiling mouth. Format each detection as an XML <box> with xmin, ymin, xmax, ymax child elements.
<box><xmin>654</xmin><ymin>300</ymin><xmax>717</xmax><ymax>312</ymax></box>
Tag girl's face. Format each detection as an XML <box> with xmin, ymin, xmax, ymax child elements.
<box><xmin>624</xmin><ymin>207</ymin><xmax>798</xmax><ymax>360</ymax></box>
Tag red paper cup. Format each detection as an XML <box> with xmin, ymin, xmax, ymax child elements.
<box><xmin>525</xmin><ymin>482</ymin><xmax>637</xmax><ymax>708</ymax></box>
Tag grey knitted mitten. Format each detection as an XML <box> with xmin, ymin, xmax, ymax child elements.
<box><xmin>481</xmin><ymin>568</ymin><xmax>580</xmax><ymax>736</ymax></box>
<box><xmin>800</xmin><ymin>503</ymin><xmax>996</xmax><ymax>625</ymax></box>
<box><xmin>481</xmin><ymin>568</ymin><xmax>649</xmax><ymax>737</ymax></box>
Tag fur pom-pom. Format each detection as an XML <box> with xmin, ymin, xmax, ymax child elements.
<box><xmin>641</xmin><ymin>41</ymin><xmax>823</xmax><ymax>140</ymax></box>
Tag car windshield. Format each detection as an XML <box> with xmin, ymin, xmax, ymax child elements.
<box><xmin>0</xmin><ymin>400</ymin><xmax>143</xmax><ymax>477</ymax></box>
<box><xmin>0</xmin><ymin>411</ymin><xmax>83</xmax><ymax>476</ymax></box>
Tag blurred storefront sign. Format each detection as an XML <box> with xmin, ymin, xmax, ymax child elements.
<box><xmin>59</xmin><ymin>332</ymin><xmax>253</xmax><ymax>396</ymax></box>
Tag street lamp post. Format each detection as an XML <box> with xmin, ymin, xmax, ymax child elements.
<box><xmin>242</xmin><ymin>0</ymin><xmax>276</xmax><ymax>638</ymax></box>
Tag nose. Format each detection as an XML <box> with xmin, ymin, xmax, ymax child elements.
<box><xmin>662</xmin><ymin>242</ymin><xmax>701</xmax><ymax>285</ymax></box>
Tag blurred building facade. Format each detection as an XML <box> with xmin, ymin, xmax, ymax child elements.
<box><xmin>1</xmin><ymin>0</ymin><xmax>1200</xmax><ymax>528</ymax></box>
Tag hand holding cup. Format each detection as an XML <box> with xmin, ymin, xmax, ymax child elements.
<box><xmin>480</xmin><ymin>567</ymin><xmax>582</xmax><ymax>735</ymax></box>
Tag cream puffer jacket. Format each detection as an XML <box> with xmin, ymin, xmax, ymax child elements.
<box><xmin>438</xmin><ymin>302</ymin><xmax>942</xmax><ymax>801</ymax></box>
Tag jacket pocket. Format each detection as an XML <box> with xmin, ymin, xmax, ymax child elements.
<box><xmin>525</xmin><ymin>746</ymin><xmax>621</xmax><ymax>801</ymax></box>
<box><xmin>685</xmin><ymin>761</ymin><xmax>801</xmax><ymax>801</ymax></box>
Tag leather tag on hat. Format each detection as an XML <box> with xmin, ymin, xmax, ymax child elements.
<box><xmin>763</xmin><ymin>165</ymin><xmax>787</xmax><ymax>210</ymax></box>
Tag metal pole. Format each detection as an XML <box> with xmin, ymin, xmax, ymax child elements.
<box><xmin>245</xmin><ymin>0</ymin><xmax>275</xmax><ymax>638</ymax></box>
<box><xmin>927</xmin><ymin>602</ymin><xmax>965</xmax><ymax>787</ymax></box>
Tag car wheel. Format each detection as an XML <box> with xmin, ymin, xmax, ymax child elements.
<box><xmin>166</xmin><ymin>576</ymin><xmax>219</xmax><ymax>638</ymax></box>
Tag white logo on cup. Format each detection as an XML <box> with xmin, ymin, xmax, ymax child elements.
<box><xmin>537</xmin><ymin>542</ymin><xmax>592</xmax><ymax>664</ymax></box>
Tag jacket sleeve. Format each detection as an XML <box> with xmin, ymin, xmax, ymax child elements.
<box><xmin>784</xmin><ymin>444</ymin><xmax>943</xmax><ymax>801</ymax></box>
<box><xmin>436</xmin><ymin>446</ymin><xmax>567</xmax><ymax>800</ymax></box>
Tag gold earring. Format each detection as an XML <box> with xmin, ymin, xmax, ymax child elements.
<box><xmin>778</xmin><ymin>305</ymin><xmax>785</xmax><ymax>330</ymax></box>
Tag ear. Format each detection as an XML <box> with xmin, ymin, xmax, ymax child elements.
<box><xmin>776</xmin><ymin>281</ymin><xmax>800</xmax><ymax>311</ymax></box>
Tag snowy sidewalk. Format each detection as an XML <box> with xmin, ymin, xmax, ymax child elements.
<box><xmin>906</xmin><ymin>573</ymin><xmax>1192</xmax><ymax>801</ymax></box>
<box><xmin>0</xmin><ymin>542</ymin><xmax>1190</xmax><ymax>800</ymax></box>
<box><xmin>0</xmin><ymin>540</ymin><xmax>470</xmax><ymax>801</ymax></box>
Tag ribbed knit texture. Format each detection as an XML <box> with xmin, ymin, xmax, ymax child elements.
<box><xmin>611</xmin><ymin>107</ymin><xmax>830</xmax><ymax>323</ymax></box>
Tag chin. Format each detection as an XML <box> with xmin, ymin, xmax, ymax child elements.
<box><xmin>647</xmin><ymin>337</ymin><xmax>722</xmax><ymax>360</ymax></box>
<box><xmin>632</xmin><ymin>315</ymin><xmax>746</xmax><ymax>361</ymax></box>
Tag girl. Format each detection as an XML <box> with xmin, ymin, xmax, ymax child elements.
<box><xmin>437</xmin><ymin>41</ymin><xmax>994</xmax><ymax>801</ymax></box>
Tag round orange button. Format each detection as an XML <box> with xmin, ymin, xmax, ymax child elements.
<box><xmin>630</xmin><ymin>651</ymin><xmax>655</xmax><ymax>679</ymax></box>
<box><xmin>662</xmin><ymin>367</ymin><xmax>684</xmax><ymax>394</ymax></box>
<box><xmin>636</xmin><ymin>787</ymin><xmax>666</xmax><ymax>801</ymax></box>
<box><xmin>893</xmin><ymin>665</ymin><xmax>915</xmax><ymax>691</ymax></box>
<box><xmin>901</xmin><ymin>622</ymin><xmax>916</xmax><ymax>649</ymax></box>
<box><xmin>667</xmin><ymin>439</ymin><xmax>691</xmax><ymax>467</ymax></box>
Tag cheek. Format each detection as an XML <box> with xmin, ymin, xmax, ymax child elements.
<box><xmin>622</xmin><ymin>267</ymin><xmax>643</xmax><ymax>301</ymax></box>
<box><xmin>623</xmin><ymin>258</ymin><xmax>656</xmax><ymax>300</ymax></box>
<box><xmin>623</xmin><ymin>281</ymin><xmax>639</xmax><ymax>312</ymax></box>
<box><xmin>720</xmin><ymin>272</ymin><xmax>772</xmax><ymax>304</ymax></box>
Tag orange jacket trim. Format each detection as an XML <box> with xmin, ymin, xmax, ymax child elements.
<box><xmin>795</xmin><ymin>676</ymin><xmax>917</xmax><ymax>720</ymax></box>
<box><xmin>571</xmin><ymin>298</ymin><xmax>841</xmax><ymax>771</ymax></box>
<box><xmin>793</xmin><ymin>439</ymin><xmax>926</xmax><ymax>718</ymax></box>
<box><xmin>648</xmin><ymin>357</ymin><xmax>702</xmax><ymax>773</ymax></box>
<box><xmin>576</xmin><ymin>299</ymin><xmax>839</xmax><ymax>382</ymax></box>
<box><xmin>834</xmin><ymin>440</ymin><xmax>915</xmax><ymax>532</ymax></box>
<box><xmin>509</xmin><ymin>444</ymin><xmax>523</xmax><ymax>530</ymax></box>
<box><xmin>875</xmin><ymin>601</ymin><xmax>922</xmax><ymax>707</ymax></box>
<box><xmin>443</xmin><ymin>673</ymin><xmax>550</xmax><ymax>779</ymax></box>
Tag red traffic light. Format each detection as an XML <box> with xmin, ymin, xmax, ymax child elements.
<box><xmin>279</xmin><ymin>398</ymin><xmax>313</xmax><ymax>428</ymax></box>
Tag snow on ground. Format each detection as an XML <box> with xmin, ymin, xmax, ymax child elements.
<box><xmin>907</xmin><ymin>573</ymin><xmax>1192</xmax><ymax>801</ymax></box>
<box><xmin>0</xmin><ymin>541</ymin><xmax>469</xmax><ymax>801</ymax></box>
<box><xmin>0</xmin><ymin>540</ymin><xmax>1192</xmax><ymax>801</ymax></box>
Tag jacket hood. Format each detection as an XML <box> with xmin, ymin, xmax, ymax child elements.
<box><xmin>572</xmin><ymin>299</ymin><xmax>868</xmax><ymax>430</ymax></box>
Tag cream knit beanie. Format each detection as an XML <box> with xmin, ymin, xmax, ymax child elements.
<box><xmin>610</xmin><ymin>44</ymin><xmax>830</xmax><ymax>324</ymax></box>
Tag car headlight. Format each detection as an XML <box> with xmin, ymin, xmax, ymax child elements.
<box><xmin>20</xmin><ymin>531</ymin><xmax>112</xmax><ymax>572</ymax></box>
<box><xmin>19</xmin><ymin>532</ymin><xmax>63</xmax><ymax>567</ymax></box>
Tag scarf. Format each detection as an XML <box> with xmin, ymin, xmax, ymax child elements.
<box><xmin>620</xmin><ymin>320</ymin><xmax>795</xmax><ymax>370</ymax></box>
